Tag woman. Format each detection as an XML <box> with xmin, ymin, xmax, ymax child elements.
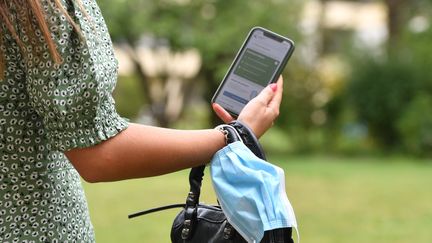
<box><xmin>0</xmin><ymin>0</ymin><xmax>283</xmax><ymax>242</ymax></box>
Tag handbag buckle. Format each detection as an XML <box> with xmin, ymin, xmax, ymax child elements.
<box><xmin>181</xmin><ymin>219</ymin><xmax>192</xmax><ymax>240</ymax></box>
<box><xmin>223</xmin><ymin>223</ymin><xmax>235</xmax><ymax>240</ymax></box>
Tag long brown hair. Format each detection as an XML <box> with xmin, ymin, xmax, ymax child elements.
<box><xmin>0</xmin><ymin>0</ymin><xmax>85</xmax><ymax>79</ymax></box>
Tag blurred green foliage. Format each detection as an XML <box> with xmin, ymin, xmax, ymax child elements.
<box><xmin>348</xmin><ymin>26</ymin><xmax>432</xmax><ymax>155</ymax></box>
<box><xmin>348</xmin><ymin>56</ymin><xmax>421</xmax><ymax>147</ymax></box>
<box><xmin>114</xmin><ymin>75</ymin><xmax>146</xmax><ymax>119</ymax></box>
<box><xmin>397</xmin><ymin>94</ymin><xmax>432</xmax><ymax>156</ymax></box>
<box><xmin>98</xmin><ymin>0</ymin><xmax>302</xmax><ymax>109</ymax></box>
<box><xmin>99</xmin><ymin>0</ymin><xmax>432</xmax><ymax>157</ymax></box>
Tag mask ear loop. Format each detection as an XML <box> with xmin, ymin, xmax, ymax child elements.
<box><xmin>291</xmin><ymin>226</ymin><xmax>300</xmax><ymax>243</ymax></box>
<box><xmin>277</xmin><ymin>166</ymin><xmax>300</xmax><ymax>243</ymax></box>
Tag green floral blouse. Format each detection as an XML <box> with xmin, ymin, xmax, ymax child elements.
<box><xmin>0</xmin><ymin>0</ymin><xmax>129</xmax><ymax>242</ymax></box>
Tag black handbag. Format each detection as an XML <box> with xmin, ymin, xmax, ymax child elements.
<box><xmin>129</xmin><ymin>121</ymin><xmax>294</xmax><ymax>243</ymax></box>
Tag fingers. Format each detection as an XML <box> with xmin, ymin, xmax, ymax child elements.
<box><xmin>212</xmin><ymin>103</ymin><xmax>235</xmax><ymax>124</ymax></box>
<box><xmin>256</xmin><ymin>82</ymin><xmax>277</xmax><ymax>105</ymax></box>
<box><xmin>268</xmin><ymin>76</ymin><xmax>283</xmax><ymax>113</ymax></box>
<box><xmin>213</xmin><ymin>75</ymin><xmax>284</xmax><ymax>136</ymax></box>
<box><xmin>255</xmin><ymin>75</ymin><xmax>284</xmax><ymax>106</ymax></box>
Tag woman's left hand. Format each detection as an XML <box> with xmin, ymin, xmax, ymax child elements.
<box><xmin>212</xmin><ymin>76</ymin><xmax>283</xmax><ymax>138</ymax></box>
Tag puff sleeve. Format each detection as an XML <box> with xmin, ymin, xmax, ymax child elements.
<box><xmin>24</xmin><ymin>0</ymin><xmax>129</xmax><ymax>152</ymax></box>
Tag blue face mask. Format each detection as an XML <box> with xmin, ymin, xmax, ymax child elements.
<box><xmin>210</xmin><ymin>141</ymin><xmax>298</xmax><ymax>243</ymax></box>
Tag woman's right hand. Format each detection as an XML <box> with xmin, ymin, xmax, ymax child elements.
<box><xmin>212</xmin><ymin>76</ymin><xmax>283</xmax><ymax>138</ymax></box>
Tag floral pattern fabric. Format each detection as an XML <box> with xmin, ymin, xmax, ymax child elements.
<box><xmin>0</xmin><ymin>0</ymin><xmax>129</xmax><ymax>242</ymax></box>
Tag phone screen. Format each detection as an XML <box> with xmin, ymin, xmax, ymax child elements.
<box><xmin>213</xmin><ymin>28</ymin><xmax>294</xmax><ymax>116</ymax></box>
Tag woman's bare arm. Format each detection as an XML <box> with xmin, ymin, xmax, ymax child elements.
<box><xmin>65</xmin><ymin>76</ymin><xmax>283</xmax><ymax>183</ymax></box>
<box><xmin>65</xmin><ymin>125</ymin><xmax>225</xmax><ymax>182</ymax></box>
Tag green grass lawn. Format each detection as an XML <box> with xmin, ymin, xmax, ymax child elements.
<box><xmin>83</xmin><ymin>155</ymin><xmax>432</xmax><ymax>243</ymax></box>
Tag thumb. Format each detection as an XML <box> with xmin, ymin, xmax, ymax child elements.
<box><xmin>212</xmin><ymin>103</ymin><xmax>235</xmax><ymax>123</ymax></box>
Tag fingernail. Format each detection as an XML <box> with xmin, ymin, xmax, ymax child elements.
<box><xmin>270</xmin><ymin>83</ymin><xmax>277</xmax><ymax>92</ymax></box>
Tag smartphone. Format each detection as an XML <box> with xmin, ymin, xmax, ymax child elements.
<box><xmin>212</xmin><ymin>27</ymin><xmax>295</xmax><ymax>117</ymax></box>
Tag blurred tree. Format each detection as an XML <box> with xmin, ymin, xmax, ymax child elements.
<box><xmin>98</xmin><ymin>0</ymin><xmax>301</xmax><ymax>127</ymax></box>
<box><xmin>384</xmin><ymin>0</ymin><xmax>407</xmax><ymax>46</ymax></box>
<box><xmin>397</xmin><ymin>94</ymin><xmax>432</xmax><ymax>156</ymax></box>
<box><xmin>383</xmin><ymin>0</ymin><xmax>432</xmax><ymax>46</ymax></box>
<box><xmin>347</xmin><ymin>1</ymin><xmax>432</xmax><ymax>153</ymax></box>
<box><xmin>278</xmin><ymin>61</ymin><xmax>325</xmax><ymax>152</ymax></box>
<box><xmin>275</xmin><ymin>0</ymin><xmax>351</xmax><ymax>152</ymax></box>
<box><xmin>295</xmin><ymin>0</ymin><xmax>432</xmax><ymax>155</ymax></box>
<box><xmin>348</xmin><ymin>56</ymin><xmax>421</xmax><ymax>147</ymax></box>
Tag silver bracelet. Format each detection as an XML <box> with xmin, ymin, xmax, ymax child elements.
<box><xmin>214</xmin><ymin>124</ymin><xmax>243</xmax><ymax>145</ymax></box>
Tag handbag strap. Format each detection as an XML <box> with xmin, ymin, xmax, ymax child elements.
<box><xmin>128</xmin><ymin>121</ymin><xmax>268</xmax><ymax>240</ymax></box>
<box><xmin>186</xmin><ymin>120</ymin><xmax>264</xmax><ymax>208</ymax></box>
<box><xmin>186</xmin><ymin>165</ymin><xmax>205</xmax><ymax>207</ymax></box>
<box><xmin>181</xmin><ymin>121</ymin><xmax>266</xmax><ymax>240</ymax></box>
<box><xmin>181</xmin><ymin>166</ymin><xmax>204</xmax><ymax>240</ymax></box>
<box><xmin>229</xmin><ymin>120</ymin><xmax>266</xmax><ymax>160</ymax></box>
<box><xmin>128</xmin><ymin>203</ymin><xmax>186</xmax><ymax>219</ymax></box>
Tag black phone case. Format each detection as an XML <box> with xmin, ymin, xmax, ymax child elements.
<box><xmin>211</xmin><ymin>26</ymin><xmax>295</xmax><ymax>117</ymax></box>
